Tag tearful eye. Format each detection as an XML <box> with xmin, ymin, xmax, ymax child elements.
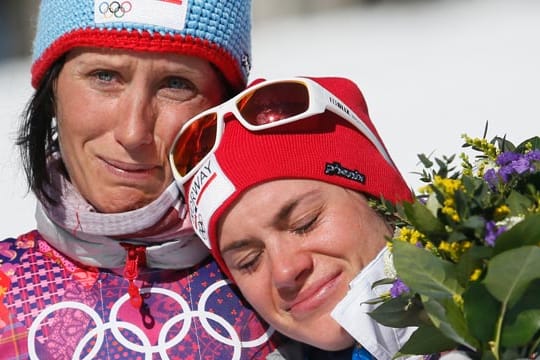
<box><xmin>159</xmin><ymin>77</ymin><xmax>198</xmax><ymax>101</ymax></box>
<box><xmin>226</xmin><ymin>248</ymin><xmax>264</xmax><ymax>275</ymax></box>
<box><xmin>292</xmin><ymin>213</ymin><xmax>319</xmax><ymax>235</ymax></box>
<box><xmin>167</xmin><ymin>77</ymin><xmax>193</xmax><ymax>90</ymax></box>
<box><xmin>95</xmin><ymin>70</ymin><xmax>115</xmax><ymax>82</ymax></box>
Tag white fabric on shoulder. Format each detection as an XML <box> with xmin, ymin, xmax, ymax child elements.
<box><xmin>331</xmin><ymin>247</ymin><xmax>420</xmax><ymax>360</ymax></box>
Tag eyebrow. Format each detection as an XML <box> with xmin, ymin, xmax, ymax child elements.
<box><xmin>220</xmin><ymin>189</ymin><xmax>321</xmax><ymax>256</ymax></box>
<box><xmin>271</xmin><ymin>189</ymin><xmax>320</xmax><ymax>227</ymax></box>
<box><xmin>220</xmin><ymin>238</ymin><xmax>259</xmax><ymax>256</ymax></box>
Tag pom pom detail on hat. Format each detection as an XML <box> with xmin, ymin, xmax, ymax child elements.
<box><xmin>31</xmin><ymin>0</ymin><xmax>251</xmax><ymax>91</ymax></box>
<box><xmin>182</xmin><ymin>76</ymin><xmax>413</xmax><ymax>278</ymax></box>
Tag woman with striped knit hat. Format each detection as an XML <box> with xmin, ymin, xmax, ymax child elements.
<box><xmin>1</xmin><ymin>1</ymin><xmax>284</xmax><ymax>358</ymax></box>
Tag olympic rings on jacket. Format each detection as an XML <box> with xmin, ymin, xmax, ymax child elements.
<box><xmin>99</xmin><ymin>1</ymin><xmax>133</xmax><ymax>18</ymax></box>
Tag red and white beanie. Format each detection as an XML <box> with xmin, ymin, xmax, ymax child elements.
<box><xmin>31</xmin><ymin>0</ymin><xmax>251</xmax><ymax>91</ymax></box>
<box><xmin>183</xmin><ymin>76</ymin><xmax>413</xmax><ymax>277</ymax></box>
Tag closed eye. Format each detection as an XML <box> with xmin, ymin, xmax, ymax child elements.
<box><xmin>291</xmin><ymin>213</ymin><xmax>320</xmax><ymax>235</ymax></box>
<box><xmin>235</xmin><ymin>249</ymin><xmax>264</xmax><ymax>274</ymax></box>
<box><xmin>221</xmin><ymin>239</ymin><xmax>265</xmax><ymax>275</ymax></box>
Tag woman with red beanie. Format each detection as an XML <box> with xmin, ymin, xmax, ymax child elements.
<box><xmin>0</xmin><ymin>1</ymin><xmax>286</xmax><ymax>359</ymax></box>
<box><xmin>170</xmin><ymin>76</ymin><xmax>424</xmax><ymax>359</ymax></box>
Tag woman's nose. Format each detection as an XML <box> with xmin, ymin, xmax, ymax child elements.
<box><xmin>270</xmin><ymin>245</ymin><xmax>313</xmax><ymax>296</ymax></box>
<box><xmin>113</xmin><ymin>89</ymin><xmax>155</xmax><ymax>149</ymax></box>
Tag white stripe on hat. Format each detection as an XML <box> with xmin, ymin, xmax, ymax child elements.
<box><xmin>94</xmin><ymin>0</ymin><xmax>188</xmax><ymax>31</ymax></box>
<box><xmin>188</xmin><ymin>154</ymin><xmax>236</xmax><ymax>248</ymax></box>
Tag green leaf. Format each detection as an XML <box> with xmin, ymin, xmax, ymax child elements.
<box><xmin>502</xmin><ymin>279</ymin><xmax>540</xmax><ymax>347</ymax></box>
<box><xmin>501</xmin><ymin>309</ymin><xmax>540</xmax><ymax>347</ymax></box>
<box><xmin>392</xmin><ymin>240</ymin><xmax>464</xmax><ymax>299</ymax></box>
<box><xmin>461</xmin><ymin>215</ymin><xmax>487</xmax><ymax>232</ymax></box>
<box><xmin>422</xmin><ymin>296</ymin><xmax>478</xmax><ymax>350</ymax></box>
<box><xmin>394</xmin><ymin>326</ymin><xmax>458</xmax><ymax>357</ymax></box>
<box><xmin>515</xmin><ymin>136</ymin><xmax>540</xmax><ymax>152</ymax></box>
<box><xmin>456</xmin><ymin>246</ymin><xmax>492</xmax><ymax>286</ymax></box>
<box><xmin>459</xmin><ymin>215</ymin><xmax>487</xmax><ymax>242</ymax></box>
<box><xmin>491</xmin><ymin>136</ymin><xmax>516</xmax><ymax>153</ymax></box>
<box><xmin>454</xmin><ymin>188</ymin><xmax>472</xmax><ymax>220</ymax></box>
<box><xmin>418</xmin><ymin>153</ymin><xmax>434</xmax><ymax>168</ymax></box>
<box><xmin>483</xmin><ymin>246</ymin><xmax>540</xmax><ymax>307</ymax></box>
<box><xmin>493</xmin><ymin>214</ymin><xmax>540</xmax><ymax>254</ymax></box>
<box><xmin>463</xmin><ymin>282</ymin><xmax>500</xmax><ymax>342</ymax></box>
<box><xmin>368</xmin><ymin>295</ymin><xmax>427</xmax><ymax>328</ymax></box>
<box><xmin>506</xmin><ymin>191</ymin><xmax>534</xmax><ymax>216</ymax></box>
<box><xmin>447</xmin><ymin>230</ymin><xmax>468</xmax><ymax>243</ymax></box>
<box><xmin>402</xmin><ymin>201</ymin><xmax>446</xmax><ymax>237</ymax></box>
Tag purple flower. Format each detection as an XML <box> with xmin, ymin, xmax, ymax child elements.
<box><xmin>390</xmin><ymin>278</ymin><xmax>410</xmax><ymax>298</ymax></box>
<box><xmin>525</xmin><ymin>149</ymin><xmax>540</xmax><ymax>162</ymax></box>
<box><xmin>484</xmin><ymin>168</ymin><xmax>498</xmax><ymax>188</ymax></box>
<box><xmin>488</xmin><ymin>150</ymin><xmax>539</xmax><ymax>186</ymax></box>
<box><xmin>496</xmin><ymin>151</ymin><xmax>520</xmax><ymax>166</ymax></box>
<box><xmin>485</xmin><ymin>221</ymin><xmax>507</xmax><ymax>246</ymax></box>
<box><xmin>511</xmin><ymin>157</ymin><xmax>534</xmax><ymax>174</ymax></box>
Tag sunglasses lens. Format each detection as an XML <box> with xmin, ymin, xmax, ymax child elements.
<box><xmin>172</xmin><ymin>113</ymin><xmax>218</xmax><ymax>177</ymax></box>
<box><xmin>237</xmin><ymin>82</ymin><xmax>310</xmax><ymax>126</ymax></box>
<box><xmin>172</xmin><ymin>81</ymin><xmax>311</xmax><ymax>180</ymax></box>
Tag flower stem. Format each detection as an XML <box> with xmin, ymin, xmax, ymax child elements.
<box><xmin>490</xmin><ymin>302</ymin><xmax>507</xmax><ymax>360</ymax></box>
<box><xmin>529</xmin><ymin>335</ymin><xmax>540</xmax><ymax>358</ymax></box>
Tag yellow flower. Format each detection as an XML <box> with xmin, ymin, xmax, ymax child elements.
<box><xmin>493</xmin><ymin>205</ymin><xmax>510</xmax><ymax>221</ymax></box>
<box><xmin>441</xmin><ymin>198</ymin><xmax>460</xmax><ymax>222</ymax></box>
<box><xmin>438</xmin><ymin>240</ymin><xmax>472</xmax><ymax>262</ymax></box>
<box><xmin>469</xmin><ymin>268</ymin><xmax>483</xmax><ymax>281</ymax></box>
<box><xmin>418</xmin><ymin>184</ymin><xmax>432</xmax><ymax>194</ymax></box>
<box><xmin>453</xmin><ymin>293</ymin><xmax>464</xmax><ymax>309</ymax></box>
<box><xmin>395</xmin><ymin>227</ymin><xmax>425</xmax><ymax>245</ymax></box>
<box><xmin>461</xmin><ymin>135</ymin><xmax>499</xmax><ymax>160</ymax></box>
<box><xmin>433</xmin><ymin>176</ymin><xmax>462</xmax><ymax>195</ymax></box>
<box><xmin>438</xmin><ymin>241</ymin><xmax>451</xmax><ymax>253</ymax></box>
<box><xmin>433</xmin><ymin>176</ymin><xmax>464</xmax><ymax>222</ymax></box>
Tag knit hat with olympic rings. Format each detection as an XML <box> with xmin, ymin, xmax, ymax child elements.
<box><xmin>31</xmin><ymin>0</ymin><xmax>251</xmax><ymax>91</ymax></box>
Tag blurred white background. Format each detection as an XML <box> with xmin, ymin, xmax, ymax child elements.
<box><xmin>1</xmin><ymin>0</ymin><xmax>539</xmax><ymax>239</ymax></box>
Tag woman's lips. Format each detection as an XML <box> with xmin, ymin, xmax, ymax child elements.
<box><xmin>286</xmin><ymin>272</ymin><xmax>343</xmax><ymax>318</ymax></box>
<box><xmin>101</xmin><ymin>157</ymin><xmax>159</xmax><ymax>180</ymax></box>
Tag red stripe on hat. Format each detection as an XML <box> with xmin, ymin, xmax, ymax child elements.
<box><xmin>196</xmin><ymin>173</ymin><xmax>217</xmax><ymax>206</ymax></box>
<box><xmin>31</xmin><ymin>28</ymin><xmax>243</xmax><ymax>91</ymax></box>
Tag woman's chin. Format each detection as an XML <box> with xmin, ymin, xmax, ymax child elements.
<box><xmin>89</xmin><ymin>189</ymin><xmax>161</xmax><ymax>213</ymax></box>
<box><xmin>288</xmin><ymin>319</ymin><xmax>356</xmax><ymax>351</ymax></box>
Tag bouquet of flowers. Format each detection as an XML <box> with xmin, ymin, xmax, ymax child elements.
<box><xmin>369</xmin><ymin>131</ymin><xmax>540</xmax><ymax>360</ymax></box>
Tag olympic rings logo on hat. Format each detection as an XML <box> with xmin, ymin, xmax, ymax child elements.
<box><xmin>99</xmin><ymin>1</ymin><xmax>133</xmax><ymax>18</ymax></box>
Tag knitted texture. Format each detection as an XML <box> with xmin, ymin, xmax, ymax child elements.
<box><xmin>31</xmin><ymin>0</ymin><xmax>251</xmax><ymax>91</ymax></box>
<box><xmin>182</xmin><ymin>76</ymin><xmax>413</xmax><ymax>277</ymax></box>
<box><xmin>0</xmin><ymin>231</ymin><xmax>282</xmax><ymax>358</ymax></box>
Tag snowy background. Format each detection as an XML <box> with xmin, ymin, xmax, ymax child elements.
<box><xmin>1</xmin><ymin>0</ymin><xmax>540</xmax><ymax>239</ymax></box>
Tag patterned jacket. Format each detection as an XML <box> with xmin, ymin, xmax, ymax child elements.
<box><xmin>0</xmin><ymin>230</ymin><xmax>282</xmax><ymax>359</ymax></box>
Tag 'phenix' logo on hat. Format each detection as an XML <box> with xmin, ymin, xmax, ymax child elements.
<box><xmin>325</xmin><ymin>162</ymin><xmax>366</xmax><ymax>184</ymax></box>
<box><xmin>187</xmin><ymin>155</ymin><xmax>235</xmax><ymax>248</ymax></box>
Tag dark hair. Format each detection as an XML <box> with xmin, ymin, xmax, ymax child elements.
<box><xmin>16</xmin><ymin>57</ymin><xmax>65</xmax><ymax>205</ymax></box>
